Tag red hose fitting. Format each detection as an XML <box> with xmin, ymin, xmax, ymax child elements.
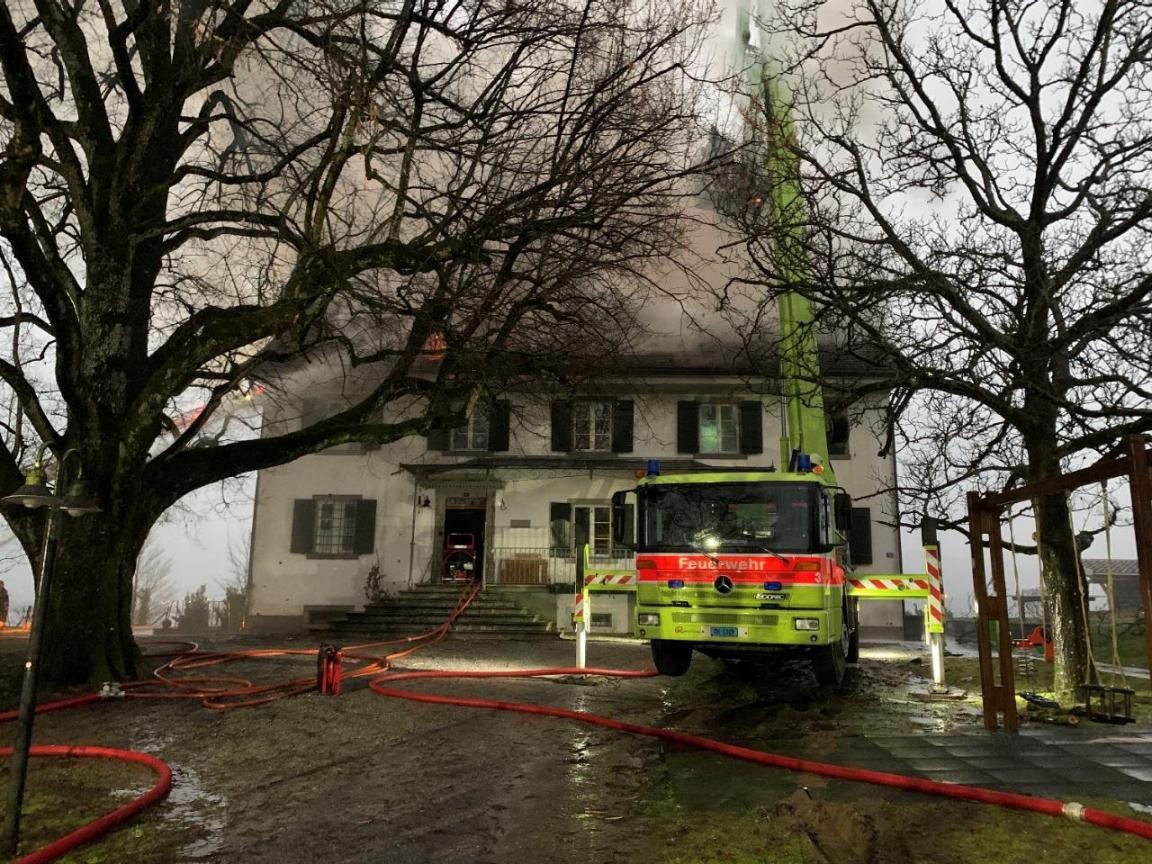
<box><xmin>317</xmin><ymin>645</ymin><xmax>343</xmax><ymax>695</ymax></box>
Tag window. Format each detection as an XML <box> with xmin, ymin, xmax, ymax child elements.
<box><xmin>450</xmin><ymin>410</ymin><xmax>490</xmax><ymax>451</ymax></box>
<box><xmin>290</xmin><ymin>496</ymin><xmax>377</xmax><ymax>558</ymax></box>
<box><xmin>677</xmin><ymin>400</ymin><xmax>762</xmax><ymax>455</ymax></box>
<box><xmin>314</xmin><ymin>499</ymin><xmax>357</xmax><ymax>555</ymax></box>
<box><xmin>575</xmin><ymin>504</ymin><xmax>612</xmax><ymax>556</ymax></box>
<box><xmin>427</xmin><ymin>401</ymin><xmax>510</xmax><ymax>452</ymax></box>
<box><xmin>639</xmin><ymin>482</ymin><xmax>815</xmax><ymax>554</ymax></box>
<box><xmin>827</xmin><ymin>410</ymin><xmax>851</xmax><ymax>458</ymax></box>
<box><xmin>698</xmin><ymin>404</ymin><xmax>739</xmax><ymax>454</ymax></box>
<box><xmin>550</xmin><ymin>499</ymin><xmax>633</xmax><ymax>557</ymax></box>
<box><xmin>551</xmin><ymin>400</ymin><xmax>633</xmax><ymax>453</ymax></box>
<box><xmin>572</xmin><ymin>402</ymin><xmax>612</xmax><ymax>451</ymax></box>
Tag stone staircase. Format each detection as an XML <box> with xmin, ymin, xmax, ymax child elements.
<box><xmin>311</xmin><ymin>583</ymin><xmax>557</xmax><ymax>639</ymax></box>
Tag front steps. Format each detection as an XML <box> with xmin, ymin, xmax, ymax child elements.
<box><xmin>311</xmin><ymin>583</ymin><xmax>557</xmax><ymax>639</ymax></box>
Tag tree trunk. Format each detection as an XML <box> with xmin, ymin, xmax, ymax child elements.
<box><xmin>1032</xmin><ymin>488</ymin><xmax>1094</xmax><ymax>702</ymax></box>
<box><xmin>35</xmin><ymin>511</ymin><xmax>146</xmax><ymax>685</ymax></box>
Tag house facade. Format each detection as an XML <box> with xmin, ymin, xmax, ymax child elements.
<box><xmin>245</xmin><ymin>1</ymin><xmax>908</xmax><ymax>640</ymax></box>
<box><xmin>246</xmin><ymin>350</ymin><xmax>907</xmax><ymax>639</ymax></box>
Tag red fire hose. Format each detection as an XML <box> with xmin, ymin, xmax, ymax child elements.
<box><xmin>0</xmin><ymin>745</ymin><xmax>172</xmax><ymax>864</ymax></box>
<box><xmin>368</xmin><ymin>666</ymin><xmax>1152</xmax><ymax>842</ymax></box>
<box><xmin>5</xmin><ymin>576</ymin><xmax>1151</xmax><ymax>861</ymax></box>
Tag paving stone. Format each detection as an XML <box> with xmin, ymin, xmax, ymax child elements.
<box><xmin>986</xmin><ymin>769</ymin><xmax>1059</xmax><ymax>785</ymax></box>
<box><xmin>1117</xmin><ymin>767</ymin><xmax>1152</xmax><ymax>782</ymax></box>
<box><xmin>911</xmin><ymin>770</ymin><xmax>998</xmax><ymax>786</ymax></box>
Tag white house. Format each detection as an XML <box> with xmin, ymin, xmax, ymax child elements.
<box><xmin>246</xmin><ymin>339</ymin><xmax>906</xmax><ymax>638</ymax></box>
<box><xmin>245</xmin><ymin>1</ymin><xmax>907</xmax><ymax>639</ymax></box>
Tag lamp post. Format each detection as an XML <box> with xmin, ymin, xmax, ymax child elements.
<box><xmin>1</xmin><ymin>445</ymin><xmax>99</xmax><ymax>858</ymax></box>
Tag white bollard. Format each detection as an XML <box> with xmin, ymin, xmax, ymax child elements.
<box><xmin>576</xmin><ymin>621</ymin><xmax>587</xmax><ymax>669</ymax></box>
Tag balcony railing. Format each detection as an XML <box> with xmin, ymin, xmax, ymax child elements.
<box><xmin>487</xmin><ymin>546</ymin><xmax>635</xmax><ymax>586</ymax></box>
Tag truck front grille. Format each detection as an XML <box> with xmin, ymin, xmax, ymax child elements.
<box><xmin>670</xmin><ymin>612</ymin><xmax>779</xmax><ymax>627</ymax></box>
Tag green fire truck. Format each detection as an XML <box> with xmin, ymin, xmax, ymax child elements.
<box><xmin>611</xmin><ymin>466</ymin><xmax>860</xmax><ymax>684</ymax></box>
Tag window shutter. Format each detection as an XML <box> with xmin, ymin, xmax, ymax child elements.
<box><xmin>427</xmin><ymin>425</ymin><xmax>450</xmax><ymax>451</ymax></box>
<box><xmin>353</xmin><ymin>499</ymin><xmax>377</xmax><ymax>554</ymax></box>
<box><xmin>739</xmin><ymin>401</ymin><xmax>763</xmax><ymax>454</ymax></box>
<box><xmin>290</xmin><ymin>499</ymin><xmax>316</xmax><ymax>554</ymax></box>
<box><xmin>551</xmin><ymin>401</ymin><xmax>573</xmax><ymax>452</ymax></box>
<box><xmin>676</xmin><ymin>401</ymin><xmax>699</xmax><ymax>454</ymax></box>
<box><xmin>849</xmin><ymin>507</ymin><xmax>873</xmax><ymax>566</ymax></box>
<box><xmin>827</xmin><ymin>412</ymin><xmax>850</xmax><ymax>457</ymax></box>
<box><xmin>488</xmin><ymin>400</ymin><xmax>511</xmax><ymax>452</ymax></box>
<box><xmin>574</xmin><ymin>507</ymin><xmax>590</xmax><ymax>551</ymax></box>
<box><xmin>549</xmin><ymin>502</ymin><xmax>572</xmax><ymax>553</ymax></box>
<box><xmin>623</xmin><ymin>503</ymin><xmax>635</xmax><ymax>547</ymax></box>
<box><xmin>611</xmin><ymin>400</ymin><xmax>634</xmax><ymax>453</ymax></box>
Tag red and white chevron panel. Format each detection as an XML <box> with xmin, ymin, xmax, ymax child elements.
<box><xmin>573</xmin><ymin>592</ymin><xmax>585</xmax><ymax>625</ymax></box>
<box><xmin>849</xmin><ymin>577</ymin><xmax>929</xmax><ymax>593</ymax></box>
<box><xmin>925</xmin><ymin>545</ymin><xmax>945</xmax><ymax>634</ymax></box>
<box><xmin>584</xmin><ymin>572</ymin><xmax>638</xmax><ymax>588</ymax></box>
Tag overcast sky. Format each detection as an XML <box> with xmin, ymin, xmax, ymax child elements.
<box><xmin>2</xmin><ymin>478</ymin><xmax>254</xmax><ymax>622</ymax></box>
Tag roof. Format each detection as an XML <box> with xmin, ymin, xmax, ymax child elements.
<box><xmin>401</xmin><ymin>456</ymin><xmax>727</xmax><ymax>478</ymax></box>
<box><xmin>1081</xmin><ymin>559</ymin><xmax>1142</xmax><ymax>579</ymax></box>
<box><xmin>610</xmin><ymin>345</ymin><xmax>887</xmax><ymax>379</ymax></box>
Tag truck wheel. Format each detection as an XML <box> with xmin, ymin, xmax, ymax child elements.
<box><xmin>846</xmin><ymin>599</ymin><xmax>860</xmax><ymax>665</ymax></box>
<box><xmin>651</xmin><ymin>639</ymin><xmax>693</xmax><ymax>676</ymax></box>
<box><xmin>813</xmin><ymin>616</ymin><xmax>849</xmax><ymax>686</ymax></box>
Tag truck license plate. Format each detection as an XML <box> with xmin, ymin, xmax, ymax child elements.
<box><xmin>709</xmin><ymin>626</ymin><xmax>739</xmax><ymax>638</ymax></box>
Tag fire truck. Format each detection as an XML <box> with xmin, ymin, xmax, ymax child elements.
<box><xmin>586</xmin><ymin>35</ymin><xmax>942</xmax><ymax>688</ymax></box>
<box><xmin>608</xmin><ymin>61</ymin><xmax>868</xmax><ymax>682</ymax></box>
<box><xmin>612</xmin><ymin>464</ymin><xmax>859</xmax><ymax>684</ymax></box>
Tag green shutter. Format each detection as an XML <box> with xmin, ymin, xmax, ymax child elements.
<box><xmin>353</xmin><ymin>499</ymin><xmax>377</xmax><ymax>554</ymax></box>
<box><xmin>488</xmin><ymin>400</ymin><xmax>511</xmax><ymax>452</ymax></box>
<box><xmin>849</xmin><ymin>507</ymin><xmax>873</xmax><ymax>566</ymax></box>
<box><xmin>427</xmin><ymin>426</ymin><xmax>450</xmax><ymax>451</ymax></box>
<box><xmin>551</xmin><ymin>401</ymin><xmax>573</xmax><ymax>451</ymax></box>
<box><xmin>676</xmin><ymin>401</ymin><xmax>698</xmax><ymax>453</ymax></box>
<box><xmin>739</xmin><ymin>401</ymin><xmax>763</xmax><ymax>454</ymax></box>
<box><xmin>611</xmin><ymin>400</ymin><xmax>634</xmax><ymax>453</ymax></box>
<box><xmin>290</xmin><ymin>499</ymin><xmax>316</xmax><ymax>554</ymax></box>
<box><xmin>549</xmin><ymin>502</ymin><xmax>571</xmax><ymax>554</ymax></box>
<box><xmin>573</xmin><ymin>506</ymin><xmax>590</xmax><ymax>552</ymax></box>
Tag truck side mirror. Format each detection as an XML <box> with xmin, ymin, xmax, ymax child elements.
<box><xmin>611</xmin><ymin>490</ymin><xmax>631</xmax><ymax>546</ymax></box>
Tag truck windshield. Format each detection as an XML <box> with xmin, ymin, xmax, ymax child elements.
<box><xmin>640</xmin><ymin>482</ymin><xmax>817</xmax><ymax>554</ymax></box>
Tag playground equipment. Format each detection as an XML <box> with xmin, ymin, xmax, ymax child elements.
<box><xmin>967</xmin><ymin>435</ymin><xmax>1152</xmax><ymax>731</ymax></box>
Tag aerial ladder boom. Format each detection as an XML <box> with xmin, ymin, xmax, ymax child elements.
<box><xmin>748</xmin><ymin>50</ymin><xmax>949</xmax><ymax>688</ymax></box>
<box><xmin>745</xmin><ymin>56</ymin><xmax>835</xmax><ymax>485</ymax></box>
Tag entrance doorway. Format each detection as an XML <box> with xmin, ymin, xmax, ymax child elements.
<box><xmin>443</xmin><ymin>500</ymin><xmax>486</xmax><ymax>582</ymax></box>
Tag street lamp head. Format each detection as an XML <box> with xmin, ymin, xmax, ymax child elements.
<box><xmin>3</xmin><ymin>467</ymin><xmax>55</xmax><ymax>509</ymax></box>
<box><xmin>60</xmin><ymin>480</ymin><xmax>101</xmax><ymax>517</ymax></box>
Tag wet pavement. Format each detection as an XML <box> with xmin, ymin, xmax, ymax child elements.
<box><xmin>836</xmin><ymin>730</ymin><xmax>1152</xmax><ymax>800</ymax></box>
<box><xmin>3</xmin><ymin>634</ymin><xmax>1150</xmax><ymax>863</ymax></box>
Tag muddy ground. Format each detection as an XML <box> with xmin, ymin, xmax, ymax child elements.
<box><xmin>2</xmin><ymin>632</ymin><xmax>1151</xmax><ymax>864</ymax></box>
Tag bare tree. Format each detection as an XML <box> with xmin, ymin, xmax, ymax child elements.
<box><xmin>133</xmin><ymin>537</ymin><xmax>175</xmax><ymax>627</ymax></box>
<box><xmin>726</xmin><ymin>0</ymin><xmax>1152</xmax><ymax>698</ymax></box>
<box><xmin>0</xmin><ymin>0</ymin><xmax>720</xmax><ymax>683</ymax></box>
